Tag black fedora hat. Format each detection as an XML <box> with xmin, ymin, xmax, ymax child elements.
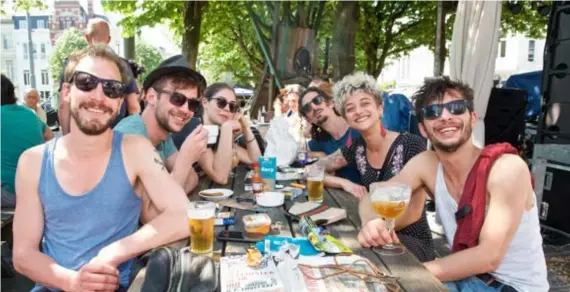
<box><xmin>142</xmin><ymin>54</ymin><xmax>206</xmax><ymax>93</ymax></box>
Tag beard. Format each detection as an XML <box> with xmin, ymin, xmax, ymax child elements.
<box><xmin>70</xmin><ymin>101</ymin><xmax>116</xmax><ymax>136</ymax></box>
<box><xmin>425</xmin><ymin>118</ymin><xmax>473</xmax><ymax>153</ymax></box>
<box><xmin>156</xmin><ymin>107</ymin><xmax>177</xmax><ymax>133</ymax></box>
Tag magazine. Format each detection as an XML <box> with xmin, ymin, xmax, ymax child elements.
<box><xmin>220</xmin><ymin>254</ymin><xmax>392</xmax><ymax>292</ymax></box>
<box><xmin>220</xmin><ymin>254</ymin><xmax>284</xmax><ymax>292</ymax></box>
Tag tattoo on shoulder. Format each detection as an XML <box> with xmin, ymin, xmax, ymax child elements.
<box><xmin>153</xmin><ymin>150</ymin><xmax>166</xmax><ymax>171</ymax></box>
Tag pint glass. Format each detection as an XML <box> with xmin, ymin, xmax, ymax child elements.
<box><xmin>306</xmin><ymin>162</ymin><xmax>325</xmax><ymax>203</ymax></box>
<box><xmin>187</xmin><ymin>201</ymin><xmax>215</xmax><ymax>255</ymax></box>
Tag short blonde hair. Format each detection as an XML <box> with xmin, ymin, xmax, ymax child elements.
<box><xmin>333</xmin><ymin>72</ymin><xmax>383</xmax><ymax>117</ymax></box>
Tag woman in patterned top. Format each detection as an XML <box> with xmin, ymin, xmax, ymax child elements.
<box><xmin>320</xmin><ymin>72</ymin><xmax>435</xmax><ymax>262</ymax></box>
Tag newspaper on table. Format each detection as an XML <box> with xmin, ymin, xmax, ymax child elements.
<box><xmin>221</xmin><ymin>254</ymin><xmax>389</xmax><ymax>292</ymax></box>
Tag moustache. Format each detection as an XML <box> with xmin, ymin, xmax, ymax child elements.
<box><xmin>79</xmin><ymin>101</ymin><xmax>113</xmax><ymax>114</ymax></box>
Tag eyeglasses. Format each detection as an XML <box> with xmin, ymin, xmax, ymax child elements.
<box><xmin>68</xmin><ymin>71</ymin><xmax>126</xmax><ymax>99</ymax></box>
<box><xmin>153</xmin><ymin>87</ymin><xmax>201</xmax><ymax>113</ymax></box>
<box><xmin>211</xmin><ymin>97</ymin><xmax>239</xmax><ymax>113</ymax></box>
<box><xmin>421</xmin><ymin>100</ymin><xmax>473</xmax><ymax>120</ymax></box>
<box><xmin>300</xmin><ymin>95</ymin><xmax>325</xmax><ymax>115</ymax></box>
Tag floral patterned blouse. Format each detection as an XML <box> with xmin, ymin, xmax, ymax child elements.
<box><xmin>341</xmin><ymin>133</ymin><xmax>427</xmax><ymax>186</ymax></box>
<box><xmin>340</xmin><ymin>133</ymin><xmax>436</xmax><ymax>262</ymax></box>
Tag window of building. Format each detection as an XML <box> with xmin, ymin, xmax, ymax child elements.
<box><xmin>2</xmin><ymin>34</ymin><xmax>11</xmax><ymax>49</ymax></box>
<box><xmin>499</xmin><ymin>40</ymin><xmax>506</xmax><ymax>58</ymax></box>
<box><xmin>33</xmin><ymin>43</ymin><xmax>37</xmax><ymax>59</ymax></box>
<box><xmin>41</xmin><ymin>70</ymin><xmax>49</xmax><ymax>85</ymax></box>
<box><xmin>23</xmin><ymin>43</ymin><xmax>28</xmax><ymax>60</ymax></box>
<box><xmin>59</xmin><ymin>19</ymin><xmax>64</xmax><ymax>30</ymax></box>
<box><xmin>40</xmin><ymin>91</ymin><xmax>50</xmax><ymax>101</ymax></box>
<box><xmin>23</xmin><ymin>70</ymin><xmax>30</xmax><ymax>85</ymax></box>
<box><xmin>41</xmin><ymin>43</ymin><xmax>46</xmax><ymax>59</ymax></box>
<box><xmin>37</xmin><ymin>19</ymin><xmax>45</xmax><ymax>29</ymax></box>
<box><xmin>19</xmin><ymin>19</ymin><xmax>27</xmax><ymax>29</ymax></box>
<box><xmin>5</xmin><ymin>60</ymin><xmax>14</xmax><ymax>80</ymax></box>
<box><xmin>528</xmin><ymin>40</ymin><xmax>535</xmax><ymax>62</ymax></box>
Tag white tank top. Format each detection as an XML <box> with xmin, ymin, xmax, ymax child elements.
<box><xmin>434</xmin><ymin>164</ymin><xmax>549</xmax><ymax>292</ymax></box>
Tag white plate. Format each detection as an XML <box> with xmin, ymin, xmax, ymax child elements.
<box><xmin>199</xmin><ymin>188</ymin><xmax>233</xmax><ymax>201</ymax></box>
<box><xmin>256</xmin><ymin>192</ymin><xmax>284</xmax><ymax>207</ymax></box>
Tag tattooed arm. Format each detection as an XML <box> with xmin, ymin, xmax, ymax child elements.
<box><xmin>321</xmin><ymin>149</ymin><xmax>349</xmax><ymax>172</ymax></box>
<box><xmin>94</xmin><ymin>135</ymin><xmax>188</xmax><ymax>267</ymax></box>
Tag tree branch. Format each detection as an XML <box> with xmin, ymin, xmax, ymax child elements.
<box><xmin>393</xmin><ymin>19</ymin><xmax>423</xmax><ymax>37</ymax></box>
<box><xmin>230</xmin><ymin>28</ymin><xmax>264</xmax><ymax>67</ymax></box>
<box><xmin>265</xmin><ymin>1</ymin><xmax>274</xmax><ymax>14</ymax></box>
<box><xmin>313</xmin><ymin>1</ymin><xmax>326</xmax><ymax>36</ymax></box>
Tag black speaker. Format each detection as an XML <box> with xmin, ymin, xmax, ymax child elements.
<box><xmin>484</xmin><ymin>88</ymin><xmax>527</xmax><ymax>148</ymax></box>
<box><xmin>538</xmin><ymin>1</ymin><xmax>570</xmax><ymax>144</ymax></box>
<box><xmin>539</xmin><ymin>161</ymin><xmax>570</xmax><ymax>234</ymax></box>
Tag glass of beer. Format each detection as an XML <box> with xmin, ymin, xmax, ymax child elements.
<box><xmin>306</xmin><ymin>162</ymin><xmax>325</xmax><ymax>203</ymax></box>
<box><xmin>229</xmin><ymin>146</ymin><xmax>239</xmax><ymax>178</ymax></box>
<box><xmin>187</xmin><ymin>201</ymin><xmax>215</xmax><ymax>255</ymax></box>
<box><xmin>370</xmin><ymin>182</ymin><xmax>411</xmax><ymax>256</ymax></box>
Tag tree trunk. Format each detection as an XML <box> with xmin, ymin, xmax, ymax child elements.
<box><xmin>182</xmin><ymin>1</ymin><xmax>207</xmax><ymax>69</ymax></box>
<box><xmin>331</xmin><ymin>1</ymin><xmax>359</xmax><ymax>80</ymax></box>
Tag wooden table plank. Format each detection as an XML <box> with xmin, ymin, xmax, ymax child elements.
<box><xmin>326</xmin><ymin>188</ymin><xmax>446</xmax><ymax>292</ymax></box>
<box><xmin>287</xmin><ymin>187</ymin><xmax>392</xmax><ymax>275</ymax></box>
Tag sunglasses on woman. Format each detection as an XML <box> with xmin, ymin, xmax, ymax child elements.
<box><xmin>154</xmin><ymin>87</ymin><xmax>202</xmax><ymax>113</ymax></box>
<box><xmin>300</xmin><ymin>95</ymin><xmax>324</xmax><ymax>115</ymax></box>
<box><xmin>421</xmin><ymin>100</ymin><xmax>473</xmax><ymax>120</ymax></box>
<box><xmin>211</xmin><ymin>97</ymin><xmax>239</xmax><ymax>113</ymax></box>
<box><xmin>68</xmin><ymin>71</ymin><xmax>126</xmax><ymax>99</ymax></box>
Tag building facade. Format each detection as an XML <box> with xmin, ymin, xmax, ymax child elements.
<box><xmin>1</xmin><ymin>16</ymin><xmax>17</xmax><ymax>91</ymax></box>
<box><xmin>12</xmin><ymin>14</ymin><xmax>53</xmax><ymax>102</ymax></box>
<box><xmin>49</xmin><ymin>0</ymin><xmax>90</xmax><ymax>46</ymax></box>
<box><xmin>378</xmin><ymin>34</ymin><xmax>546</xmax><ymax>95</ymax></box>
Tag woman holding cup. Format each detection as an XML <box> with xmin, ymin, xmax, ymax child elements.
<box><xmin>317</xmin><ymin>72</ymin><xmax>435</xmax><ymax>262</ymax></box>
<box><xmin>172</xmin><ymin>83</ymin><xmax>263</xmax><ymax>185</ymax></box>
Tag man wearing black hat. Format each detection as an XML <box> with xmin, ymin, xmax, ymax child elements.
<box><xmin>114</xmin><ymin>55</ymin><xmax>208</xmax><ymax>215</ymax></box>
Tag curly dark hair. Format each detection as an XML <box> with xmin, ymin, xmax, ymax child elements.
<box><xmin>412</xmin><ymin>76</ymin><xmax>474</xmax><ymax>122</ymax></box>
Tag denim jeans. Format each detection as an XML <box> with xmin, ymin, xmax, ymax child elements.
<box><xmin>444</xmin><ymin>276</ymin><xmax>507</xmax><ymax>292</ymax></box>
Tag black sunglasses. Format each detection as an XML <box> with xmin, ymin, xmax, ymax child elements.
<box><xmin>154</xmin><ymin>87</ymin><xmax>201</xmax><ymax>113</ymax></box>
<box><xmin>68</xmin><ymin>71</ymin><xmax>126</xmax><ymax>99</ymax></box>
<box><xmin>211</xmin><ymin>97</ymin><xmax>239</xmax><ymax>113</ymax></box>
<box><xmin>300</xmin><ymin>95</ymin><xmax>325</xmax><ymax>115</ymax></box>
<box><xmin>421</xmin><ymin>100</ymin><xmax>473</xmax><ymax>120</ymax></box>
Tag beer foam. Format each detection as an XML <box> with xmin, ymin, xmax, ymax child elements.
<box><xmin>188</xmin><ymin>209</ymin><xmax>214</xmax><ymax>219</ymax></box>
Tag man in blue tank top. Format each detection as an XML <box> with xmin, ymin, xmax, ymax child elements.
<box><xmin>356</xmin><ymin>77</ymin><xmax>548</xmax><ymax>291</ymax></box>
<box><xmin>12</xmin><ymin>45</ymin><xmax>191</xmax><ymax>291</ymax></box>
<box><xmin>114</xmin><ymin>55</ymin><xmax>208</xmax><ymax>210</ymax></box>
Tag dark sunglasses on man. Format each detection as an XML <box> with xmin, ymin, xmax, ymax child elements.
<box><xmin>153</xmin><ymin>87</ymin><xmax>202</xmax><ymax>113</ymax></box>
<box><xmin>210</xmin><ymin>96</ymin><xmax>239</xmax><ymax>113</ymax></box>
<box><xmin>300</xmin><ymin>95</ymin><xmax>325</xmax><ymax>115</ymax></box>
<box><xmin>421</xmin><ymin>100</ymin><xmax>473</xmax><ymax>120</ymax></box>
<box><xmin>68</xmin><ymin>71</ymin><xmax>127</xmax><ymax>99</ymax></box>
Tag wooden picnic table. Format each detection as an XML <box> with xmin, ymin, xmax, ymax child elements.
<box><xmin>128</xmin><ymin>165</ymin><xmax>445</xmax><ymax>292</ymax></box>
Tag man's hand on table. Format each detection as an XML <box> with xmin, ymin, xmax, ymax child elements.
<box><xmin>69</xmin><ymin>258</ymin><xmax>120</xmax><ymax>292</ymax></box>
<box><xmin>358</xmin><ymin>218</ymin><xmax>400</xmax><ymax>248</ymax></box>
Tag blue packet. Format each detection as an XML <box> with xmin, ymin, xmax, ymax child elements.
<box><xmin>255</xmin><ymin>235</ymin><xmax>322</xmax><ymax>256</ymax></box>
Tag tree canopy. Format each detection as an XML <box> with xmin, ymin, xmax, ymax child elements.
<box><xmin>135</xmin><ymin>42</ymin><xmax>163</xmax><ymax>83</ymax></box>
<box><xmin>103</xmin><ymin>0</ymin><xmax>550</xmax><ymax>83</ymax></box>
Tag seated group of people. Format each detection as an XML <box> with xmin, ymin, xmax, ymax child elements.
<box><xmin>2</xmin><ymin>42</ymin><xmax>548</xmax><ymax>291</ymax></box>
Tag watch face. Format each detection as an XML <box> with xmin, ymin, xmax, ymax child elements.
<box><xmin>294</xmin><ymin>47</ymin><xmax>312</xmax><ymax>76</ymax></box>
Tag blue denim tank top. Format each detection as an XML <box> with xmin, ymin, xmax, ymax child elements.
<box><xmin>32</xmin><ymin>132</ymin><xmax>141</xmax><ymax>291</ymax></box>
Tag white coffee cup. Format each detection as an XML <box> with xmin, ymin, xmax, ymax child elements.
<box><xmin>203</xmin><ymin>125</ymin><xmax>219</xmax><ymax>145</ymax></box>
